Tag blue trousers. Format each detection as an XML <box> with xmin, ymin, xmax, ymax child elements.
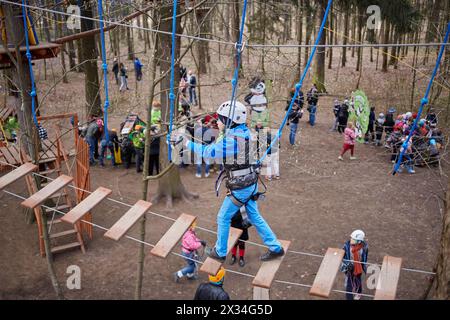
<box><xmin>180</xmin><ymin>251</ymin><xmax>197</xmax><ymax>276</ymax></box>
<box><xmin>196</xmin><ymin>163</ymin><xmax>210</xmax><ymax>176</ymax></box>
<box><xmin>189</xmin><ymin>86</ymin><xmax>197</xmax><ymax>105</ymax></box>
<box><xmin>309</xmin><ymin>105</ymin><xmax>317</xmax><ymax>126</ymax></box>
<box><xmin>289</xmin><ymin>122</ymin><xmax>298</xmax><ymax>145</ymax></box>
<box><xmin>215</xmin><ymin>184</ymin><xmax>282</xmax><ymax>257</ymax></box>
<box><xmin>87</xmin><ymin>136</ymin><xmax>98</xmax><ymax>163</ymax></box>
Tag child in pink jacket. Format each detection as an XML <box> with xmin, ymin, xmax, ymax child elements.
<box><xmin>339</xmin><ymin>122</ymin><xmax>357</xmax><ymax>160</ymax></box>
<box><xmin>174</xmin><ymin>221</ymin><xmax>206</xmax><ymax>282</ymax></box>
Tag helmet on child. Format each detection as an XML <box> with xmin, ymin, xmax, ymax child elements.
<box><xmin>209</xmin><ymin>267</ymin><xmax>226</xmax><ymax>284</ymax></box>
<box><xmin>350</xmin><ymin>230</ymin><xmax>365</xmax><ymax>242</ymax></box>
<box><xmin>378</xmin><ymin>113</ymin><xmax>385</xmax><ymax>119</ymax></box>
<box><xmin>430</xmin><ymin>139</ymin><xmax>436</xmax><ymax>146</ymax></box>
<box><xmin>217</xmin><ymin>100</ymin><xmax>247</xmax><ymax>124</ymax></box>
<box><xmin>405</xmin><ymin>112</ymin><xmax>413</xmax><ymax>119</ymax></box>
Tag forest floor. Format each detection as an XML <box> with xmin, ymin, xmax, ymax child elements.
<box><xmin>0</xmin><ymin>40</ymin><xmax>448</xmax><ymax>300</ymax></box>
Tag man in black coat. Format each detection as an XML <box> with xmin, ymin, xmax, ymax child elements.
<box><xmin>193</xmin><ymin>267</ymin><xmax>230</xmax><ymax>300</ymax></box>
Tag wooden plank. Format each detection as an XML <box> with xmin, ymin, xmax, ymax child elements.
<box><xmin>0</xmin><ymin>147</ymin><xmax>16</xmax><ymax>164</ymax></box>
<box><xmin>150</xmin><ymin>213</ymin><xmax>197</xmax><ymax>258</ymax></box>
<box><xmin>374</xmin><ymin>256</ymin><xmax>402</xmax><ymax>300</ymax></box>
<box><xmin>252</xmin><ymin>240</ymin><xmax>291</xmax><ymax>289</ymax></box>
<box><xmin>253</xmin><ymin>287</ymin><xmax>270</xmax><ymax>300</ymax></box>
<box><xmin>104</xmin><ymin>200</ymin><xmax>152</xmax><ymax>241</ymax></box>
<box><xmin>309</xmin><ymin>247</ymin><xmax>345</xmax><ymax>298</ymax></box>
<box><xmin>61</xmin><ymin>187</ymin><xmax>112</xmax><ymax>225</ymax></box>
<box><xmin>8</xmin><ymin>146</ymin><xmax>21</xmax><ymax>164</ymax></box>
<box><xmin>21</xmin><ymin>175</ymin><xmax>73</xmax><ymax>209</ymax></box>
<box><xmin>0</xmin><ymin>162</ymin><xmax>37</xmax><ymax>190</ymax></box>
<box><xmin>200</xmin><ymin>227</ymin><xmax>243</xmax><ymax>276</ymax></box>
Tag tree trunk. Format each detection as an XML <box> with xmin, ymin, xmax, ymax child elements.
<box><xmin>154</xmin><ymin>3</ymin><xmax>198</xmax><ymax>209</ymax></box>
<box><xmin>351</xmin><ymin>7</ymin><xmax>356</xmax><ymax>58</ymax></box>
<box><xmin>356</xmin><ymin>7</ymin><xmax>364</xmax><ymax>72</ymax></box>
<box><xmin>423</xmin><ymin>0</ymin><xmax>441</xmax><ymax>65</ymax></box>
<box><xmin>80</xmin><ymin>0</ymin><xmax>102</xmax><ymax>117</ymax></box>
<box><xmin>3</xmin><ymin>2</ymin><xmax>63</xmax><ymax>299</ymax></box>
<box><xmin>232</xmin><ymin>0</ymin><xmax>242</xmax><ymax>76</ymax></box>
<box><xmin>260</xmin><ymin>1</ymin><xmax>267</xmax><ymax>76</ymax></box>
<box><xmin>382</xmin><ymin>20</ymin><xmax>390</xmax><ymax>72</ymax></box>
<box><xmin>56</xmin><ymin>2</ymin><xmax>68</xmax><ymax>83</ymax></box>
<box><xmin>67</xmin><ymin>39</ymin><xmax>77</xmax><ymax>70</ymax></box>
<box><xmin>313</xmin><ymin>0</ymin><xmax>327</xmax><ymax>93</ymax></box>
<box><xmin>428</xmin><ymin>178</ymin><xmax>450</xmax><ymax>299</ymax></box>
<box><xmin>342</xmin><ymin>9</ymin><xmax>349</xmax><ymax>67</ymax></box>
<box><xmin>296</xmin><ymin>0</ymin><xmax>303</xmax><ymax>79</ymax></box>
<box><xmin>195</xmin><ymin>8</ymin><xmax>210</xmax><ymax>74</ymax></box>
<box><xmin>327</xmin><ymin>6</ymin><xmax>333</xmax><ymax>70</ymax></box>
<box><xmin>304</xmin><ymin>0</ymin><xmax>313</xmax><ymax>68</ymax></box>
<box><xmin>127</xmin><ymin>25</ymin><xmax>135</xmax><ymax>61</ymax></box>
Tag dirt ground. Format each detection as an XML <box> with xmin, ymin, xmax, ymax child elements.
<box><xmin>0</xmin><ymin>39</ymin><xmax>448</xmax><ymax>300</ymax></box>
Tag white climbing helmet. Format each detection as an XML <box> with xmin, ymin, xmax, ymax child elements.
<box><xmin>217</xmin><ymin>100</ymin><xmax>247</xmax><ymax>124</ymax></box>
<box><xmin>350</xmin><ymin>230</ymin><xmax>365</xmax><ymax>242</ymax></box>
<box><xmin>250</xmin><ymin>81</ymin><xmax>266</xmax><ymax>95</ymax></box>
<box><xmin>405</xmin><ymin>112</ymin><xmax>413</xmax><ymax>119</ymax></box>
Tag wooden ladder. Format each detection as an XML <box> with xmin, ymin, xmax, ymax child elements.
<box><xmin>24</xmin><ymin>158</ymin><xmax>86</xmax><ymax>257</ymax></box>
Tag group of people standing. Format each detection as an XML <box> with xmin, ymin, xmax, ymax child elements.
<box><xmin>331</xmin><ymin>99</ymin><xmax>442</xmax><ymax>172</ymax></box>
<box><xmin>111</xmin><ymin>56</ymin><xmax>144</xmax><ymax>92</ymax></box>
<box><xmin>286</xmin><ymin>84</ymin><xmax>320</xmax><ymax>147</ymax></box>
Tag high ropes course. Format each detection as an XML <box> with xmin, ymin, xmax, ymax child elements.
<box><xmin>0</xmin><ymin>0</ymin><xmax>448</xmax><ymax>300</ymax></box>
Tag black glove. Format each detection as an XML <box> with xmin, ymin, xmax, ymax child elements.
<box><xmin>200</xmin><ymin>240</ymin><xmax>207</xmax><ymax>247</ymax></box>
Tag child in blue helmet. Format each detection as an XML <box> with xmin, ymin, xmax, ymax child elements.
<box><xmin>172</xmin><ymin>100</ymin><xmax>284</xmax><ymax>262</ymax></box>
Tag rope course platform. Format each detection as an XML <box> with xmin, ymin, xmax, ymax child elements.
<box><xmin>0</xmin><ymin>43</ymin><xmax>61</xmax><ymax>65</ymax></box>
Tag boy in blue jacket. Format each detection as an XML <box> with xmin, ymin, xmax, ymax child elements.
<box><xmin>172</xmin><ymin>100</ymin><xmax>284</xmax><ymax>261</ymax></box>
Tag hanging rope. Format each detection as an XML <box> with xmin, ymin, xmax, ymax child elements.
<box><xmin>21</xmin><ymin>0</ymin><xmax>38</xmax><ymax>128</ymax></box>
<box><xmin>97</xmin><ymin>0</ymin><xmax>110</xmax><ymax>141</ymax></box>
<box><xmin>258</xmin><ymin>0</ymin><xmax>333</xmax><ymax>164</ymax></box>
<box><xmin>393</xmin><ymin>22</ymin><xmax>450</xmax><ymax>175</ymax></box>
<box><xmin>167</xmin><ymin>0</ymin><xmax>178</xmax><ymax>162</ymax></box>
<box><xmin>225</xmin><ymin>0</ymin><xmax>248</xmax><ymax>129</ymax></box>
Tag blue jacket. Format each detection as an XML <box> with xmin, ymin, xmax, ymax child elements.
<box><xmin>340</xmin><ymin>240</ymin><xmax>369</xmax><ymax>274</ymax></box>
<box><xmin>134</xmin><ymin>59</ymin><xmax>143</xmax><ymax>71</ymax></box>
<box><xmin>186</xmin><ymin>124</ymin><xmax>252</xmax><ymax>166</ymax></box>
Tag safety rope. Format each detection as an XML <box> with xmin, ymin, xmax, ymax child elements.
<box><xmin>97</xmin><ymin>0</ymin><xmax>110</xmax><ymax>141</ymax></box>
<box><xmin>393</xmin><ymin>22</ymin><xmax>450</xmax><ymax>175</ymax></box>
<box><xmin>1</xmin><ymin>187</ymin><xmax>374</xmax><ymax>298</ymax></box>
<box><xmin>167</xmin><ymin>0</ymin><xmax>178</xmax><ymax>162</ymax></box>
<box><xmin>225</xmin><ymin>0</ymin><xmax>248</xmax><ymax>129</ymax></box>
<box><xmin>258</xmin><ymin>0</ymin><xmax>333</xmax><ymax>164</ymax></box>
<box><xmin>21</xmin><ymin>0</ymin><xmax>38</xmax><ymax>127</ymax></box>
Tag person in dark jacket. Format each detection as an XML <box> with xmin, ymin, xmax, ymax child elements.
<box><xmin>148</xmin><ymin>125</ymin><xmax>160</xmax><ymax>176</ymax></box>
<box><xmin>99</xmin><ymin>129</ymin><xmax>119</xmax><ymax>167</ymax></box>
<box><xmin>375</xmin><ymin>113</ymin><xmax>385</xmax><ymax>146</ymax></box>
<box><xmin>340</xmin><ymin>230</ymin><xmax>369</xmax><ymax>300</ymax></box>
<box><xmin>337</xmin><ymin>100</ymin><xmax>350</xmax><ymax>134</ymax></box>
<box><xmin>179</xmin><ymin>64</ymin><xmax>187</xmax><ymax>81</ymax></box>
<box><xmin>85</xmin><ymin>119</ymin><xmax>103</xmax><ymax>165</ymax></box>
<box><xmin>229</xmin><ymin>208</ymin><xmax>251</xmax><ymax>267</ymax></box>
<box><xmin>112</xmin><ymin>57</ymin><xmax>119</xmax><ymax>85</ymax></box>
<box><xmin>364</xmin><ymin>107</ymin><xmax>376</xmax><ymax>144</ymax></box>
<box><xmin>384</xmin><ymin>112</ymin><xmax>395</xmax><ymax>144</ymax></box>
<box><xmin>286</xmin><ymin>88</ymin><xmax>304</xmax><ymax>146</ymax></box>
<box><xmin>188</xmin><ymin>70</ymin><xmax>197</xmax><ymax>106</ymax></box>
<box><xmin>134</xmin><ymin>57</ymin><xmax>144</xmax><ymax>81</ymax></box>
<box><xmin>119</xmin><ymin>63</ymin><xmax>129</xmax><ymax>92</ymax></box>
<box><xmin>331</xmin><ymin>100</ymin><xmax>340</xmax><ymax>131</ymax></box>
<box><xmin>193</xmin><ymin>267</ymin><xmax>230</xmax><ymax>300</ymax></box>
<box><xmin>306</xmin><ymin>84</ymin><xmax>319</xmax><ymax>126</ymax></box>
<box><xmin>426</xmin><ymin>106</ymin><xmax>438</xmax><ymax>127</ymax></box>
<box><xmin>120</xmin><ymin>135</ymin><xmax>135</xmax><ymax>169</ymax></box>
